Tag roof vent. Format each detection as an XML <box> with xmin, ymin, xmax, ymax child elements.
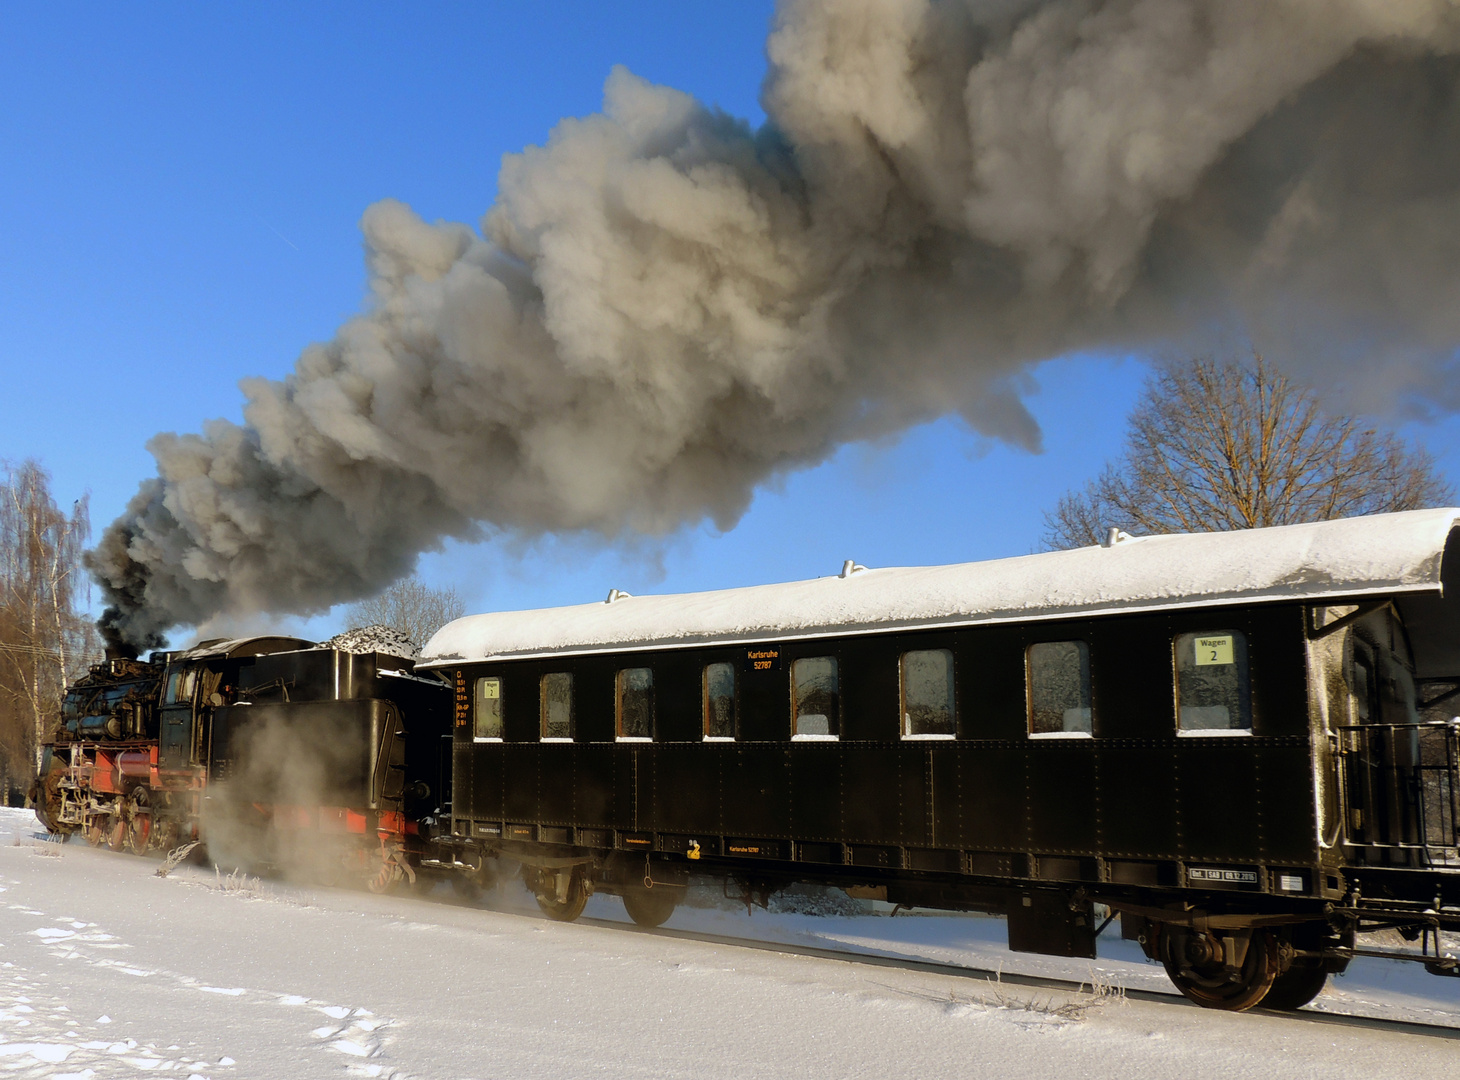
<box><xmin>605</xmin><ymin>588</ymin><xmax>633</xmax><ymax>603</ymax></box>
<box><xmin>1101</xmin><ymin>527</ymin><xmax>1133</xmax><ymax>548</ymax></box>
<box><xmin>839</xmin><ymin>560</ymin><xmax>868</xmax><ymax>578</ymax></box>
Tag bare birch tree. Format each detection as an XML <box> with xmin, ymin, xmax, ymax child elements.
<box><xmin>1043</xmin><ymin>354</ymin><xmax>1455</xmax><ymax>549</ymax></box>
<box><xmin>344</xmin><ymin>576</ymin><xmax>467</xmax><ymax>650</ymax></box>
<box><xmin>0</xmin><ymin>461</ymin><xmax>99</xmax><ymax>801</ymax></box>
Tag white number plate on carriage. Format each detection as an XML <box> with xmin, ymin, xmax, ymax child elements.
<box><xmin>1188</xmin><ymin>866</ymin><xmax>1259</xmax><ymax>886</ymax></box>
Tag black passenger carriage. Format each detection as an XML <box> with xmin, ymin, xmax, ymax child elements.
<box><xmin>419</xmin><ymin>509</ymin><xmax>1460</xmax><ymax>1012</ymax></box>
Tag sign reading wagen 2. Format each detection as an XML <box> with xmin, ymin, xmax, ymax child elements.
<box><xmin>744</xmin><ymin>648</ymin><xmax>781</xmax><ymax>672</ymax></box>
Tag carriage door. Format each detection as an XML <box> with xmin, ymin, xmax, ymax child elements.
<box><xmin>159</xmin><ymin>666</ymin><xmax>197</xmax><ymax>770</ymax></box>
<box><xmin>1345</xmin><ymin>641</ymin><xmax>1391</xmax><ymax>847</ymax></box>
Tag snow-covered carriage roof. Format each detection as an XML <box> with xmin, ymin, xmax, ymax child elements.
<box><xmin>419</xmin><ymin>509</ymin><xmax>1460</xmax><ymax>677</ymax></box>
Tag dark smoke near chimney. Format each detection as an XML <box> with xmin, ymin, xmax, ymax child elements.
<box><xmin>91</xmin><ymin>0</ymin><xmax>1460</xmax><ymax>652</ymax></box>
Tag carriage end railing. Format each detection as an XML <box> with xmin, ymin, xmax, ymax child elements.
<box><xmin>1336</xmin><ymin>720</ymin><xmax>1460</xmax><ymax>866</ymax></box>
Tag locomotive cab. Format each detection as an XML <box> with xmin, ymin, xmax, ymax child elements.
<box><xmin>158</xmin><ymin>663</ymin><xmax>201</xmax><ymax>770</ymax></box>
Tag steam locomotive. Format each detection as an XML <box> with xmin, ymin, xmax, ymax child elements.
<box><xmin>32</xmin><ymin>632</ymin><xmax>449</xmax><ymax>891</ymax></box>
<box><xmin>32</xmin><ymin>508</ymin><xmax>1460</xmax><ymax>1012</ymax></box>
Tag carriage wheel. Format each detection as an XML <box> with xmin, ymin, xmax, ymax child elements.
<box><xmin>1260</xmin><ymin>960</ymin><xmax>1328</xmax><ymax>1011</ymax></box>
<box><xmin>533</xmin><ymin>868</ymin><xmax>589</xmax><ymax>922</ymax></box>
<box><xmin>152</xmin><ymin>818</ymin><xmax>180</xmax><ymax>853</ymax></box>
<box><xmin>1159</xmin><ymin>926</ymin><xmax>1279</xmax><ymax>1011</ymax></box>
<box><xmin>621</xmin><ymin>885</ymin><xmax>681</xmax><ymax>928</ymax></box>
<box><xmin>447</xmin><ymin>858</ymin><xmax>497</xmax><ymax>904</ymax></box>
<box><xmin>451</xmin><ymin>871</ymin><xmax>484</xmax><ymax>903</ymax></box>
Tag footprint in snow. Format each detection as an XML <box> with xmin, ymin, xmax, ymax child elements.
<box><xmin>0</xmin><ymin>985</ymin><xmax>219</xmax><ymax>1078</ymax></box>
<box><xmin>309</xmin><ymin>1005</ymin><xmax>390</xmax><ymax>1062</ymax></box>
<box><xmin>29</xmin><ymin>928</ymin><xmax>74</xmax><ymax>941</ymax></box>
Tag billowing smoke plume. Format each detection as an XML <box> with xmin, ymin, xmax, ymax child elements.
<box><xmin>92</xmin><ymin>0</ymin><xmax>1460</xmax><ymax>653</ymax></box>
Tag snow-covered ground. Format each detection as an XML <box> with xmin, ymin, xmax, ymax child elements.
<box><xmin>2</xmin><ymin>807</ymin><xmax>1457</xmax><ymax>1080</ymax></box>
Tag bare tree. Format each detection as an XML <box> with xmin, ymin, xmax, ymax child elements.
<box><xmin>343</xmin><ymin>576</ymin><xmax>467</xmax><ymax>650</ymax></box>
<box><xmin>1043</xmin><ymin>354</ymin><xmax>1455</xmax><ymax>549</ymax></box>
<box><xmin>0</xmin><ymin>461</ymin><xmax>99</xmax><ymax>801</ymax></box>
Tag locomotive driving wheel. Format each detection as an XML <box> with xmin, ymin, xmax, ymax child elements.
<box><xmin>85</xmin><ymin>814</ymin><xmax>109</xmax><ymax>847</ymax></box>
<box><xmin>125</xmin><ymin>790</ymin><xmax>152</xmax><ymax>855</ymax></box>
<box><xmin>1159</xmin><ymin>926</ymin><xmax>1280</xmax><ymax>1011</ymax></box>
<box><xmin>106</xmin><ymin>812</ymin><xmax>129</xmax><ymax>851</ymax></box>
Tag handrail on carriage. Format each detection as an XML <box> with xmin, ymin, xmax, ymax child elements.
<box><xmin>1332</xmin><ymin>720</ymin><xmax>1460</xmax><ymax>861</ymax></box>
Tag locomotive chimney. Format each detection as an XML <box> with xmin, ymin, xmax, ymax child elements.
<box><xmin>103</xmin><ymin>637</ymin><xmax>140</xmax><ymax>663</ymax></box>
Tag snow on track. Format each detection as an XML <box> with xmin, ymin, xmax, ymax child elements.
<box><xmin>2</xmin><ymin>807</ymin><xmax>1458</xmax><ymax>1079</ymax></box>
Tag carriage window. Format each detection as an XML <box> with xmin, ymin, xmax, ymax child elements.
<box><xmin>1175</xmin><ymin>631</ymin><xmax>1251</xmax><ymax>733</ymax></box>
<box><xmin>902</xmin><ymin>649</ymin><xmax>955</xmax><ymax>737</ymax></box>
<box><xmin>1028</xmin><ymin>641</ymin><xmax>1092</xmax><ymax>737</ymax></box>
<box><xmin>792</xmin><ymin>656</ymin><xmax>839</xmax><ymax>738</ymax></box>
<box><xmin>616</xmin><ymin>668</ymin><xmax>654</xmax><ymax>740</ymax></box>
<box><xmin>704</xmin><ymin>663</ymin><xmax>736</xmax><ymax>740</ymax></box>
<box><xmin>474</xmin><ymin>676</ymin><xmax>503</xmax><ymax>740</ymax></box>
<box><xmin>541</xmin><ymin>672</ymin><xmax>573</xmax><ymax>740</ymax></box>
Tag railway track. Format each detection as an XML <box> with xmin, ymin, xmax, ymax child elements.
<box><xmin>578</xmin><ymin>914</ymin><xmax>1460</xmax><ymax>1042</ymax></box>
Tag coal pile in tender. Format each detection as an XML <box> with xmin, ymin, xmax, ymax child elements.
<box><xmin>323</xmin><ymin>625</ymin><xmax>419</xmax><ymax>659</ymax></box>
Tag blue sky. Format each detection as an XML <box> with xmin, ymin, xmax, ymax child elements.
<box><xmin>1</xmin><ymin>3</ymin><xmax>1454</xmax><ymax>644</ymax></box>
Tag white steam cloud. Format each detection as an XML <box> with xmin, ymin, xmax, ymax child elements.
<box><xmin>92</xmin><ymin>0</ymin><xmax>1460</xmax><ymax>652</ymax></box>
